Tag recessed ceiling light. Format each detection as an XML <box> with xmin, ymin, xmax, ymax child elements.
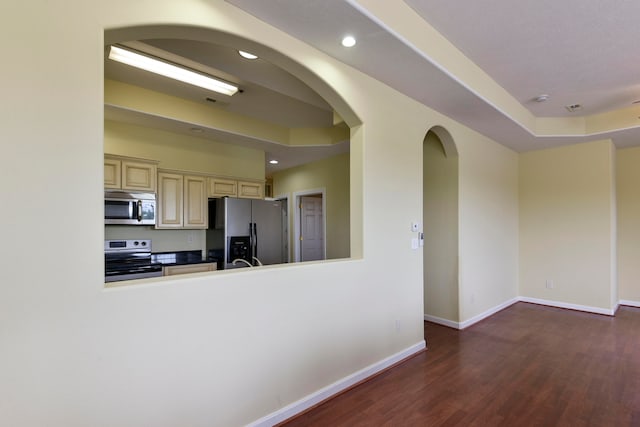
<box><xmin>341</xmin><ymin>35</ymin><xmax>356</xmax><ymax>47</ymax></box>
<box><xmin>238</xmin><ymin>50</ymin><xmax>258</xmax><ymax>60</ymax></box>
<box><xmin>269</xmin><ymin>159</ymin><xmax>279</xmax><ymax>165</ymax></box>
<box><xmin>535</xmin><ymin>94</ymin><xmax>550</xmax><ymax>102</ymax></box>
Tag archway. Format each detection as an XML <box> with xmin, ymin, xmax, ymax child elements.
<box><xmin>104</xmin><ymin>25</ymin><xmax>361</xmax><ymax>129</ymax></box>
<box><xmin>103</xmin><ymin>25</ymin><xmax>361</xmax><ymax>265</ymax></box>
<box><xmin>423</xmin><ymin>127</ymin><xmax>459</xmax><ymax>326</ymax></box>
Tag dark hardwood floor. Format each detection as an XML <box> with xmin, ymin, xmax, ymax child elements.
<box><xmin>282</xmin><ymin>302</ymin><xmax>640</xmax><ymax>426</ymax></box>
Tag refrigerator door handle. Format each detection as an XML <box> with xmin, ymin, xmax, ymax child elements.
<box><xmin>253</xmin><ymin>222</ymin><xmax>258</xmax><ymax>261</ymax></box>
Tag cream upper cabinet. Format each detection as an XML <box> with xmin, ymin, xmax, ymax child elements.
<box><xmin>157</xmin><ymin>172</ymin><xmax>183</xmax><ymax>228</ymax></box>
<box><xmin>121</xmin><ymin>160</ymin><xmax>156</xmax><ymax>192</ymax></box>
<box><xmin>104</xmin><ymin>157</ymin><xmax>121</xmax><ymax>189</ymax></box>
<box><xmin>208</xmin><ymin>177</ymin><xmax>237</xmax><ymax>198</ymax></box>
<box><xmin>238</xmin><ymin>181</ymin><xmax>264</xmax><ymax>199</ymax></box>
<box><xmin>157</xmin><ymin>172</ymin><xmax>207</xmax><ymax>229</ymax></box>
<box><xmin>104</xmin><ymin>155</ymin><xmax>157</xmax><ymax>192</ymax></box>
<box><xmin>184</xmin><ymin>175</ymin><xmax>208</xmax><ymax>228</ymax></box>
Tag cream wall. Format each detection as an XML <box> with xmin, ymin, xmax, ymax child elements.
<box><xmin>456</xmin><ymin>127</ymin><xmax>520</xmax><ymax>322</ymax></box>
<box><xmin>617</xmin><ymin>146</ymin><xmax>640</xmax><ymax>303</ymax></box>
<box><xmin>0</xmin><ymin>1</ymin><xmax>522</xmax><ymax>426</ymax></box>
<box><xmin>105</xmin><ymin>120</ymin><xmax>265</xmax><ymax>179</ymax></box>
<box><xmin>104</xmin><ymin>226</ymin><xmax>206</xmax><ymax>253</ymax></box>
<box><xmin>519</xmin><ymin>140</ymin><xmax>616</xmax><ymax>310</ymax></box>
<box><xmin>423</xmin><ymin>132</ymin><xmax>459</xmax><ymax>322</ymax></box>
<box><xmin>273</xmin><ymin>152</ymin><xmax>350</xmax><ymax>260</ymax></box>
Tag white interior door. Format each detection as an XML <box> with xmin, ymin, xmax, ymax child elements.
<box><xmin>300</xmin><ymin>196</ymin><xmax>324</xmax><ymax>261</ymax></box>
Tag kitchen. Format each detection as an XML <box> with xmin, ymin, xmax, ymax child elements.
<box><xmin>103</xmin><ymin>38</ymin><xmax>351</xmax><ymax>284</ymax></box>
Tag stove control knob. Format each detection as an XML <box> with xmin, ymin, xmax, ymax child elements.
<box><xmin>133</xmin><ymin>241</ymin><xmax>139</xmax><ymax>246</ymax></box>
<box><xmin>141</xmin><ymin>241</ymin><xmax>147</xmax><ymax>246</ymax></box>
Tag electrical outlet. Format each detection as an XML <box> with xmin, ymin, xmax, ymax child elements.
<box><xmin>546</xmin><ymin>279</ymin><xmax>554</xmax><ymax>289</ymax></box>
<box><xmin>395</xmin><ymin>319</ymin><xmax>401</xmax><ymax>332</ymax></box>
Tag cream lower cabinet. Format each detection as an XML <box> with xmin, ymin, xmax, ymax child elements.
<box><xmin>157</xmin><ymin>172</ymin><xmax>207</xmax><ymax>229</ymax></box>
<box><xmin>163</xmin><ymin>262</ymin><xmax>216</xmax><ymax>276</ymax></box>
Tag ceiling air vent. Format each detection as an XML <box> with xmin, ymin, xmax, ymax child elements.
<box><xmin>565</xmin><ymin>104</ymin><xmax>582</xmax><ymax>113</ymax></box>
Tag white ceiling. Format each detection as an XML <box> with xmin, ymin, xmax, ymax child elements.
<box><xmin>226</xmin><ymin>0</ymin><xmax>640</xmax><ymax>151</ymax></box>
<box><xmin>405</xmin><ymin>0</ymin><xmax>640</xmax><ymax>117</ymax></box>
<box><xmin>104</xmin><ymin>39</ymin><xmax>347</xmax><ymax>177</ymax></box>
<box><xmin>105</xmin><ymin>0</ymin><xmax>640</xmax><ymax>171</ymax></box>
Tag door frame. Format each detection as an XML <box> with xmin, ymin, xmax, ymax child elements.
<box><xmin>273</xmin><ymin>193</ymin><xmax>291</xmax><ymax>263</ymax></box>
<box><xmin>293</xmin><ymin>188</ymin><xmax>326</xmax><ymax>262</ymax></box>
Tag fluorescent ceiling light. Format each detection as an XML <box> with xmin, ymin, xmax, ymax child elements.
<box><xmin>108</xmin><ymin>45</ymin><xmax>238</xmax><ymax>96</ymax></box>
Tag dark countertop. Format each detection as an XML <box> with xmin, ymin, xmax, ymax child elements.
<box><xmin>151</xmin><ymin>250</ymin><xmax>217</xmax><ymax>267</ymax></box>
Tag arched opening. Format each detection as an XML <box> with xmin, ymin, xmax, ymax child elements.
<box><xmin>423</xmin><ymin>127</ymin><xmax>459</xmax><ymax>325</ymax></box>
<box><xmin>103</xmin><ymin>25</ymin><xmax>360</xmax><ymax>282</ymax></box>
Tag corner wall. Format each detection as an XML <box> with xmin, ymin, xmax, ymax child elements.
<box><xmin>519</xmin><ymin>140</ymin><xmax>616</xmax><ymax>311</ymax></box>
<box><xmin>423</xmin><ymin>132</ymin><xmax>459</xmax><ymax>322</ymax></box>
<box><xmin>456</xmin><ymin>128</ymin><xmax>519</xmax><ymax>323</ymax></box>
<box><xmin>617</xmin><ymin>146</ymin><xmax>640</xmax><ymax>304</ymax></box>
<box><xmin>273</xmin><ymin>152</ymin><xmax>350</xmax><ymax>260</ymax></box>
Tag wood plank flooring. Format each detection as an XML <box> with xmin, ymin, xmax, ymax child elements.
<box><xmin>281</xmin><ymin>302</ymin><xmax>640</xmax><ymax>426</ymax></box>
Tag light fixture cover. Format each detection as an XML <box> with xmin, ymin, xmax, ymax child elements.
<box><xmin>238</xmin><ymin>50</ymin><xmax>258</xmax><ymax>60</ymax></box>
<box><xmin>341</xmin><ymin>35</ymin><xmax>356</xmax><ymax>47</ymax></box>
<box><xmin>108</xmin><ymin>45</ymin><xmax>238</xmax><ymax>96</ymax></box>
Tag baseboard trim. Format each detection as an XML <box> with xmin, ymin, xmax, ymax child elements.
<box><xmin>519</xmin><ymin>296</ymin><xmax>615</xmax><ymax>316</ymax></box>
<box><xmin>619</xmin><ymin>299</ymin><xmax>640</xmax><ymax>308</ymax></box>
<box><xmin>424</xmin><ymin>314</ymin><xmax>460</xmax><ymax>330</ymax></box>
<box><xmin>458</xmin><ymin>297</ymin><xmax>520</xmax><ymax>330</ymax></box>
<box><xmin>425</xmin><ymin>295</ymin><xmax>627</xmax><ymax>330</ymax></box>
<box><xmin>247</xmin><ymin>341</ymin><xmax>426</xmax><ymax>427</ymax></box>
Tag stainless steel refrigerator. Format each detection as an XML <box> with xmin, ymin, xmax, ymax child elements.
<box><xmin>208</xmin><ymin>197</ymin><xmax>287</xmax><ymax>269</ymax></box>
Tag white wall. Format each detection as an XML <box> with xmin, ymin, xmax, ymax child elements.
<box><xmin>0</xmin><ymin>1</ymin><xmax>521</xmax><ymax>426</ymax></box>
<box><xmin>519</xmin><ymin>140</ymin><xmax>617</xmax><ymax>311</ymax></box>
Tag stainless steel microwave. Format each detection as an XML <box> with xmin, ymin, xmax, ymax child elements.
<box><xmin>104</xmin><ymin>191</ymin><xmax>156</xmax><ymax>225</ymax></box>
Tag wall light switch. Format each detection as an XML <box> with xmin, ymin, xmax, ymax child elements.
<box><xmin>411</xmin><ymin>238</ymin><xmax>419</xmax><ymax>249</ymax></box>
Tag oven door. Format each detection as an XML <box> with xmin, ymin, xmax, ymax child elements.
<box><xmin>105</xmin><ymin>267</ymin><xmax>163</xmax><ymax>283</ymax></box>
